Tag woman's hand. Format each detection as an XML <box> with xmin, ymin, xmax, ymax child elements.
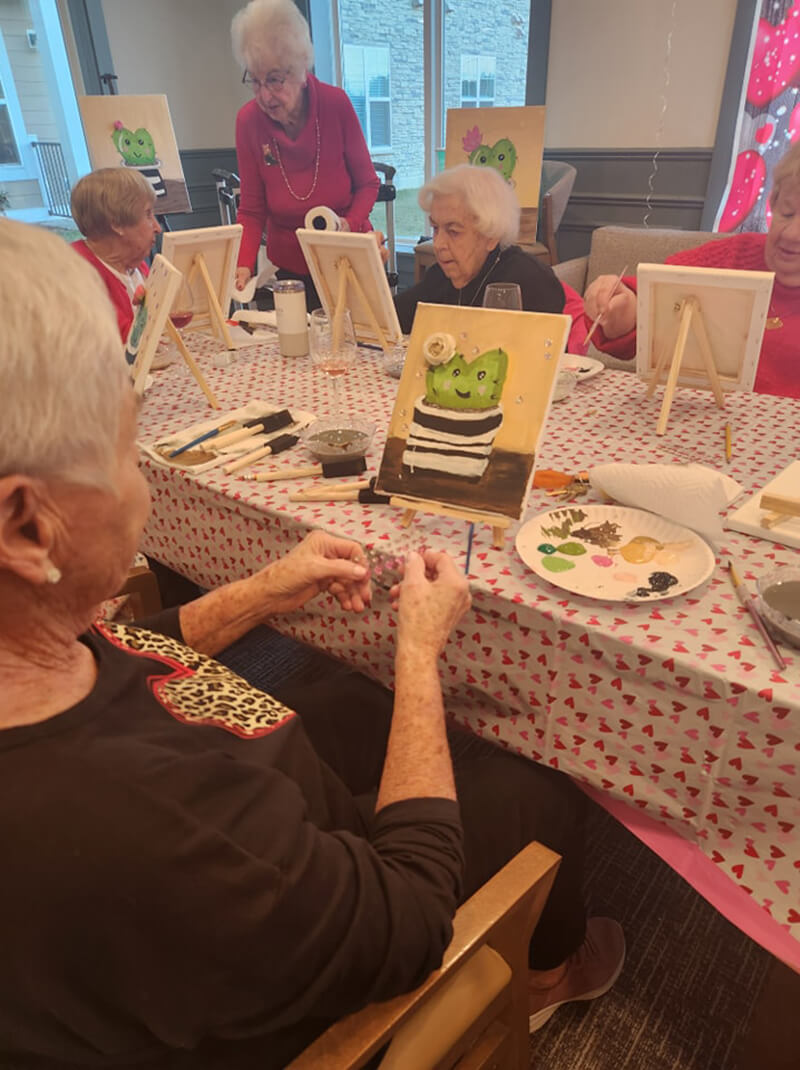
<box><xmin>583</xmin><ymin>275</ymin><xmax>637</xmax><ymax>339</ymax></box>
<box><xmin>390</xmin><ymin>550</ymin><xmax>470</xmax><ymax>659</ymax></box>
<box><xmin>257</xmin><ymin>530</ymin><xmax>371</xmax><ymax>616</ymax></box>
<box><xmin>372</xmin><ymin>230</ymin><xmax>389</xmax><ymax>265</ymax></box>
<box><xmin>235</xmin><ymin>267</ymin><xmax>252</xmax><ymax>292</ymax></box>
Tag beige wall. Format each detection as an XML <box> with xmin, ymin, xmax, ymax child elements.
<box><xmin>100</xmin><ymin>0</ymin><xmax>250</xmax><ymax>150</ymax></box>
<box><xmin>545</xmin><ymin>0</ymin><xmax>737</xmax><ymax>148</ymax></box>
<box><xmin>1</xmin><ymin>0</ymin><xmax>59</xmax><ymax>141</ymax></box>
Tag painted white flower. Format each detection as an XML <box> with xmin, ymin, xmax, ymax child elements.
<box><xmin>422</xmin><ymin>331</ymin><xmax>457</xmax><ymax>366</ymax></box>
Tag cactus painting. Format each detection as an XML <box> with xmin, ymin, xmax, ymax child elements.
<box><xmin>79</xmin><ymin>94</ymin><xmax>191</xmax><ymax>215</ymax></box>
<box><xmin>377</xmin><ymin>302</ymin><xmax>570</xmax><ymax>520</ymax></box>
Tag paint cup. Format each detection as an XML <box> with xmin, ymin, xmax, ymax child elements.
<box><xmin>273</xmin><ymin>280</ymin><xmax>309</xmax><ymax>357</ymax></box>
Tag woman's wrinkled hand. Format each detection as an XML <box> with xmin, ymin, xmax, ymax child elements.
<box><xmin>390</xmin><ymin>550</ymin><xmax>470</xmax><ymax>658</ymax></box>
<box><xmin>258</xmin><ymin>530</ymin><xmax>371</xmax><ymax>615</ymax></box>
<box><xmin>584</xmin><ymin>275</ymin><xmax>637</xmax><ymax>339</ymax></box>
<box><xmin>235</xmin><ymin>266</ymin><xmax>252</xmax><ymax>292</ymax></box>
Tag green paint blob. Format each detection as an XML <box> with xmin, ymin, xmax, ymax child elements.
<box><xmin>556</xmin><ymin>541</ymin><xmax>587</xmax><ymax>556</ymax></box>
<box><xmin>542</xmin><ymin>556</ymin><xmax>575</xmax><ymax>573</ymax></box>
<box><xmin>425</xmin><ymin>348</ymin><xmax>508</xmax><ymax>410</ymax></box>
<box><xmin>538</xmin><ymin>543</ymin><xmax>557</xmax><ymax>554</ymax></box>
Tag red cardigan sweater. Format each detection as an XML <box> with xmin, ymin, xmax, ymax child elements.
<box><xmin>235</xmin><ymin>74</ymin><xmax>380</xmax><ymax>276</ymax></box>
<box><xmin>71</xmin><ymin>239</ymin><xmax>148</xmax><ymax>343</ymax></box>
<box><xmin>588</xmin><ymin>234</ymin><xmax>799</xmax><ymax>398</ymax></box>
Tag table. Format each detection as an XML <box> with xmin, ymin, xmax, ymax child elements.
<box><xmin>137</xmin><ymin>334</ymin><xmax>800</xmax><ymax>967</ymax></box>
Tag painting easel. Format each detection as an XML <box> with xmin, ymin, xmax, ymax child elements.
<box><xmin>390</xmin><ymin>495</ymin><xmax>511</xmax><ymax>549</ymax></box>
<box><xmin>330</xmin><ymin>255</ymin><xmax>389</xmax><ymax>352</ymax></box>
<box><xmin>636</xmin><ymin>263</ymin><xmax>774</xmax><ymax>437</ymax></box>
<box><xmin>161</xmin><ymin>316</ymin><xmax>220</xmax><ymax>409</ymax></box>
<box><xmin>296</xmin><ymin>228</ymin><xmax>402</xmax><ymax>348</ymax></box>
<box><xmin>180</xmin><ymin>252</ymin><xmax>236</xmax><ymax>350</ymax></box>
<box><xmin>645</xmin><ymin>296</ymin><xmax>726</xmax><ymax>435</ymax></box>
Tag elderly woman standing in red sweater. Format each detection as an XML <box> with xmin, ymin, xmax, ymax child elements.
<box><xmin>583</xmin><ymin>141</ymin><xmax>800</xmax><ymax>399</ymax></box>
<box><xmin>231</xmin><ymin>0</ymin><xmax>379</xmax><ymax>307</ymax></box>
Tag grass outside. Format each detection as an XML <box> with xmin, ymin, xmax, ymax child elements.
<box><xmin>370</xmin><ymin>186</ymin><xmax>429</xmax><ymax>247</ymax></box>
<box><xmin>38</xmin><ymin>221</ymin><xmax>81</xmax><ymax>243</ymax></box>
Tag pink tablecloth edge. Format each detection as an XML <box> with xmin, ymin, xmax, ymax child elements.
<box><xmin>581</xmin><ymin>785</ymin><xmax>800</xmax><ymax>972</ymax></box>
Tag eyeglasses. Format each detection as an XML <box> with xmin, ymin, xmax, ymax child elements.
<box><xmin>242</xmin><ymin>70</ymin><xmax>289</xmax><ymax>92</ymax></box>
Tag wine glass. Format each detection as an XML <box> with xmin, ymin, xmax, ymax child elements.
<box><xmin>161</xmin><ymin>277</ymin><xmax>196</xmax><ymax>376</ymax></box>
<box><xmin>483</xmin><ymin>282</ymin><xmax>523</xmax><ymax>310</ymax></box>
<box><xmin>309</xmin><ymin>307</ymin><xmax>357</xmax><ymax>415</ymax></box>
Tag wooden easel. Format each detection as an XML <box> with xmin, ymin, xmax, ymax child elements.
<box><xmin>309</xmin><ymin>251</ymin><xmax>391</xmax><ymax>352</ymax></box>
<box><xmin>162</xmin><ymin>317</ymin><xmax>220</xmax><ymax>409</ymax></box>
<box><xmin>183</xmin><ymin>252</ymin><xmax>236</xmax><ymax>351</ymax></box>
<box><xmin>390</xmin><ymin>494</ymin><xmax>511</xmax><ymax>549</ymax></box>
<box><xmin>645</xmin><ymin>296</ymin><xmax>726</xmax><ymax>435</ymax></box>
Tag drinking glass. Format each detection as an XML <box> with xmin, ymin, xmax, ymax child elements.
<box><xmin>482</xmin><ymin>282</ymin><xmax>523</xmax><ymax>310</ymax></box>
<box><xmin>163</xmin><ymin>277</ymin><xmax>196</xmax><ymax>373</ymax></box>
<box><xmin>309</xmin><ymin>308</ymin><xmax>357</xmax><ymax>415</ymax></box>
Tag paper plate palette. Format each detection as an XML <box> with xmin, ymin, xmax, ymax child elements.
<box><xmin>558</xmin><ymin>354</ymin><xmax>604</xmax><ymax>380</ymax></box>
<box><xmin>516</xmin><ymin>504</ymin><xmax>715</xmax><ymax>602</ymax></box>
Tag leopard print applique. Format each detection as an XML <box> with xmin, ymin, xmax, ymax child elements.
<box><xmin>96</xmin><ymin>621</ymin><xmax>295</xmax><ymax>739</ymax></box>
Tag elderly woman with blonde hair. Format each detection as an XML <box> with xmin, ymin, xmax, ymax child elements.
<box><xmin>231</xmin><ymin>0</ymin><xmax>379</xmax><ymax>306</ymax></box>
<box><xmin>395</xmin><ymin>164</ymin><xmax>583</xmax><ymax>339</ymax></box>
<box><xmin>71</xmin><ymin>166</ymin><xmax>161</xmax><ymax>341</ymax></box>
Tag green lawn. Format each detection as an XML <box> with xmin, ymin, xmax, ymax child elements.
<box><xmin>370</xmin><ymin>186</ymin><xmax>429</xmax><ymax>246</ymax></box>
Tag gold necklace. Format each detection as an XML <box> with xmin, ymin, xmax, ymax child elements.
<box><xmin>272</xmin><ymin>116</ymin><xmax>321</xmax><ymax>202</ymax></box>
<box><xmin>457</xmin><ymin>250</ymin><xmax>502</xmax><ymax>306</ymax></box>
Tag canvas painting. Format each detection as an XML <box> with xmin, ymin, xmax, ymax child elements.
<box><xmin>636</xmin><ymin>263</ymin><xmax>774</xmax><ymax>392</ymax></box>
<box><xmin>127</xmin><ymin>253</ymin><xmax>183</xmax><ymax>396</ymax></box>
<box><xmin>375</xmin><ymin>303</ymin><xmax>570</xmax><ymax>520</ymax></box>
<box><xmin>79</xmin><ymin>94</ymin><xmax>191</xmax><ymax>215</ymax></box>
<box><xmin>445</xmin><ymin>105</ymin><xmax>546</xmax><ymax>209</ymax></box>
<box><xmin>297</xmin><ymin>228</ymin><xmax>402</xmax><ymax>346</ymax></box>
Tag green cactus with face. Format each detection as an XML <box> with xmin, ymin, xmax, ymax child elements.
<box><xmin>112</xmin><ymin>121</ymin><xmax>157</xmax><ymax>166</ymax></box>
<box><xmin>425</xmin><ymin>348</ymin><xmax>509</xmax><ymax>411</ymax></box>
<box><xmin>469</xmin><ymin>137</ymin><xmax>517</xmax><ymax>181</ymax></box>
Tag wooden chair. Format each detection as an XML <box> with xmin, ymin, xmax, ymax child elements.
<box><xmin>287</xmin><ymin>842</ymin><xmax>560</xmax><ymax>1070</ymax></box>
<box><xmin>117</xmin><ymin>562</ymin><xmax>162</xmax><ymax>618</ymax></box>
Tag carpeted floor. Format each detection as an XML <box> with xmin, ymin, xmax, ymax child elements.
<box><xmin>215</xmin><ymin>624</ymin><xmax>777</xmax><ymax>1070</ymax></box>
<box><xmin>529</xmin><ymin>805</ymin><xmax>773</xmax><ymax>1069</ymax></box>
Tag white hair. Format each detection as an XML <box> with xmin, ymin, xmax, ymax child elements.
<box><xmin>418</xmin><ymin>164</ymin><xmax>521</xmax><ymax>248</ymax></box>
<box><xmin>0</xmin><ymin>220</ymin><xmax>129</xmax><ymax>489</ymax></box>
<box><xmin>231</xmin><ymin>0</ymin><xmax>314</xmax><ymax>81</ymax></box>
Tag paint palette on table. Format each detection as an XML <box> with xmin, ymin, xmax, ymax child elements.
<box><xmin>558</xmin><ymin>354</ymin><xmax>604</xmax><ymax>381</ymax></box>
<box><xmin>516</xmin><ymin>504</ymin><xmax>715</xmax><ymax>602</ymax></box>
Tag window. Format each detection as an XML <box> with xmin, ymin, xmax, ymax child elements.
<box><xmin>0</xmin><ymin>74</ymin><xmax>22</xmax><ymax>166</ymax></box>
<box><xmin>342</xmin><ymin>44</ymin><xmax>392</xmax><ymax>151</ymax></box>
<box><xmin>460</xmin><ymin>55</ymin><xmax>496</xmax><ymax>108</ymax></box>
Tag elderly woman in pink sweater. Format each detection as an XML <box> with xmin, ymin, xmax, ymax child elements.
<box><xmin>231</xmin><ymin>0</ymin><xmax>379</xmax><ymax>308</ymax></box>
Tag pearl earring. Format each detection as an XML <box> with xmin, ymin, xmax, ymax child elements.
<box><xmin>45</xmin><ymin>563</ymin><xmax>62</xmax><ymax>585</ymax></box>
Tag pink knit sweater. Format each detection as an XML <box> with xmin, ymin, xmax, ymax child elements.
<box><xmin>235</xmin><ymin>74</ymin><xmax>380</xmax><ymax>276</ymax></box>
<box><xmin>588</xmin><ymin>234</ymin><xmax>799</xmax><ymax>399</ymax></box>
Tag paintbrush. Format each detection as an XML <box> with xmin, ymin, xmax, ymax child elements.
<box><xmin>223</xmin><ymin>433</ymin><xmax>300</xmax><ymax>475</ymax></box>
<box><xmin>288</xmin><ymin>476</ymin><xmax>388</xmax><ymax>503</ymax></box>
<box><xmin>205</xmin><ymin>409</ymin><xmax>295</xmax><ymax>451</ymax></box>
<box><xmin>239</xmin><ymin>457</ymin><xmax>367</xmax><ymax>482</ymax></box>
<box><xmin>585</xmin><ymin>263</ymin><xmax>629</xmax><ymax>347</ymax></box>
<box><xmin>169</xmin><ymin>420</ymin><xmax>237</xmax><ymax>458</ymax></box>
<box><xmin>726</xmin><ymin>558</ymin><xmax>786</xmax><ymax>671</ymax></box>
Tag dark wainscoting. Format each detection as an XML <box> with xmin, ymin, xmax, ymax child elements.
<box><xmin>160</xmin><ymin>148</ymin><xmax>239</xmax><ymax>232</ymax></box>
<box><xmin>544</xmin><ymin>148</ymin><xmax>713</xmax><ymax>262</ymax></box>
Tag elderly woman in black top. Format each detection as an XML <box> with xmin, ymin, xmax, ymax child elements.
<box><xmin>395</xmin><ymin>163</ymin><xmax>566</xmax><ymax>333</ymax></box>
<box><xmin>0</xmin><ymin>220</ymin><xmax>622</xmax><ymax>1069</ymax></box>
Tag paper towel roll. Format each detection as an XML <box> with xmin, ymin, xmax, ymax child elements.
<box><xmin>304</xmin><ymin>205</ymin><xmax>342</xmax><ymax>231</ymax></box>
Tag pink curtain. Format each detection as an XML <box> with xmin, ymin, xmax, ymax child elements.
<box><xmin>714</xmin><ymin>0</ymin><xmax>800</xmax><ymax>232</ymax></box>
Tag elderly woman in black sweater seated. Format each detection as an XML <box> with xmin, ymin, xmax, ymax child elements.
<box><xmin>0</xmin><ymin>220</ymin><xmax>623</xmax><ymax>1069</ymax></box>
<box><xmin>395</xmin><ymin>163</ymin><xmax>565</xmax><ymax>333</ymax></box>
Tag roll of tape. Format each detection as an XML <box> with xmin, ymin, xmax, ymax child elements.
<box><xmin>304</xmin><ymin>205</ymin><xmax>342</xmax><ymax>231</ymax></box>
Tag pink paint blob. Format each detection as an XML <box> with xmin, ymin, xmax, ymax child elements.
<box><xmin>613</xmin><ymin>571</ymin><xmax>638</xmax><ymax>583</ymax></box>
<box><xmin>591</xmin><ymin>555</ymin><xmax>613</xmax><ymax>567</ymax></box>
